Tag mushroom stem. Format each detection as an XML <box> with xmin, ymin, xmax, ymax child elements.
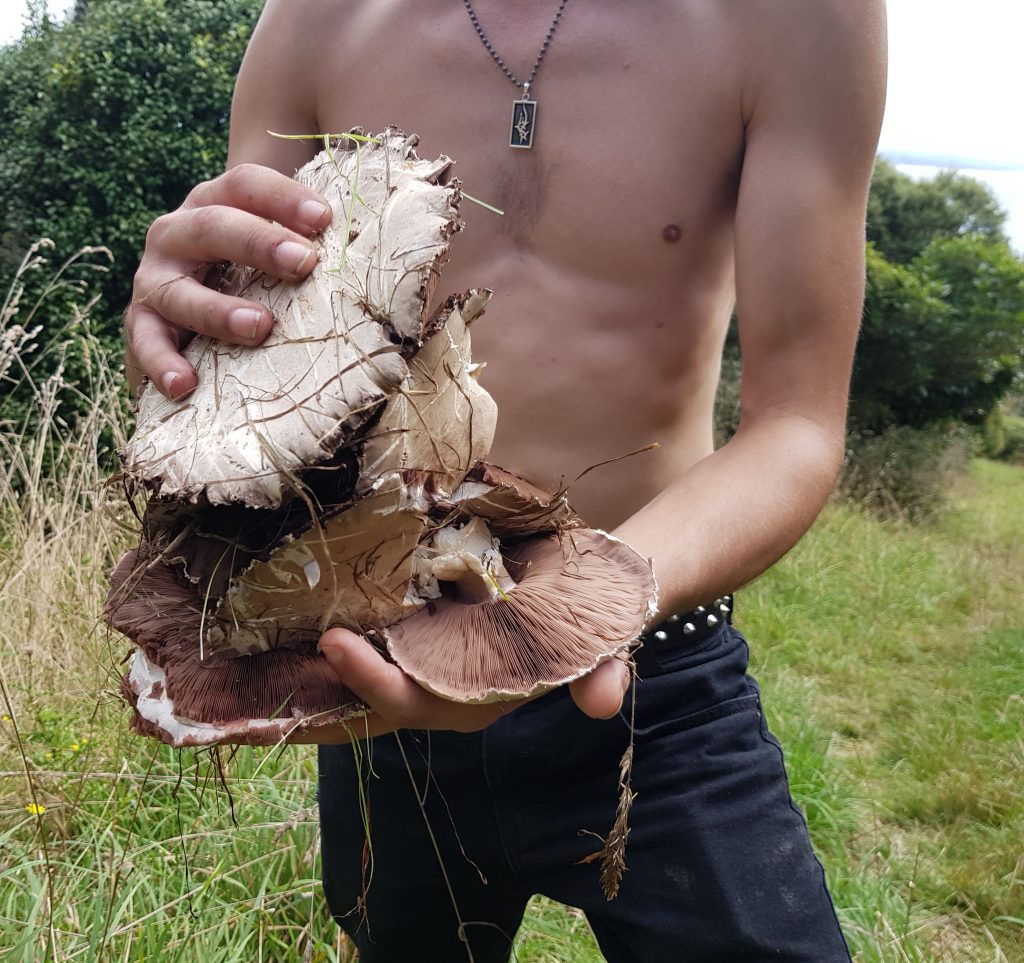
<box><xmin>452</xmin><ymin>567</ymin><xmax>516</xmax><ymax>605</ymax></box>
<box><xmin>411</xmin><ymin>517</ymin><xmax>517</xmax><ymax>605</ymax></box>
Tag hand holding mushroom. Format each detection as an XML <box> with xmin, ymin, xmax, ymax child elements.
<box><xmin>294</xmin><ymin>625</ymin><xmax>631</xmax><ymax>743</ymax></box>
<box><xmin>105</xmin><ymin>130</ymin><xmax>656</xmax><ymax>747</ymax></box>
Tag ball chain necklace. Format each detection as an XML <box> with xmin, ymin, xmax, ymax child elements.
<box><xmin>462</xmin><ymin>0</ymin><xmax>571</xmax><ymax>149</ymax></box>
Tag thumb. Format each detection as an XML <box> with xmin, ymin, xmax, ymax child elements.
<box><xmin>318</xmin><ymin>626</ymin><xmax>366</xmax><ymax>674</ymax></box>
<box><xmin>319</xmin><ymin>626</ymin><xmax>423</xmax><ymax>713</ymax></box>
<box><xmin>569</xmin><ymin>658</ymin><xmax>631</xmax><ymax>720</ymax></box>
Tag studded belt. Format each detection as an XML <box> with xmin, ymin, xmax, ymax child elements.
<box><xmin>631</xmin><ymin>595</ymin><xmax>734</xmax><ymax>676</ymax></box>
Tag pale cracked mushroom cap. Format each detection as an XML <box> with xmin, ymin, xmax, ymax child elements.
<box><xmin>121</xmin><ymin>128</ymin><xmax>471</xmax><ymax>509</ymax></box>
<box><xmin>384</xmin><ymin>528</ymin><xmax>658</xmax><ymax>703</ymax></box>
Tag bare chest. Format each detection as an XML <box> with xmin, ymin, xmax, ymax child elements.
<box><xmin>313</xmin><ymin>0</ymin><xmax>746</xmax><ymax>281</ymax></box>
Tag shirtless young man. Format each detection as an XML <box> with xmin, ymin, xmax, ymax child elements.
<box><xmin>125</xmin><ymin>1</ymin><xmax>886</xmax><ymax>958</ymax></box>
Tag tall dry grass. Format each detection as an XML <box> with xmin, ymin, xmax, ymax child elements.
<box><xmin>0</xmin><ymin>243</ymin><xmax>355</xmax><ymax>962</ymax></box>
<box><xmin>1</xmin><ymin>241</ymin><xmax>129</xmax><ymax>737</ymax></box>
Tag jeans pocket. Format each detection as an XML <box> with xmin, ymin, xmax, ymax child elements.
<box><xmin>623</xmin><ymin>691</ymin><xmax>760</xmax><ymax>739</ymax></box>
<box><xmin>621</xmin><ymin>624</ymin><xmax>753</xmax><ymax>736</ymax></box>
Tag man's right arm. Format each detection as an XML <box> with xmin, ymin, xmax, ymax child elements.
<box><xmin>124</xmin><ymin>0</ymin><xmax>333</xmax><ymax>398</ymax></box>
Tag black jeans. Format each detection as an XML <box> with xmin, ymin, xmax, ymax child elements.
<box><xmin>318</xmin><ymin>624</ymin><xmax>852</xmax><ymax>962</ymax></box>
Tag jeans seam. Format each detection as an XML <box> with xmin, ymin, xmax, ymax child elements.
<box><xmin>750</xmin><ymin>692</ymin><xmax>854</xmax><ymax>962</ymax></box>
<box><xmin>480</xmin><ymin>725</ymin><xmax>529</xmax><ymax>891</ymax></box>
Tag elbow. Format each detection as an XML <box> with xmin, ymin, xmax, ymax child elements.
<box><xmin>735</xmin><ymin>406</ymin><xmax>847</xmax><ymax>501</ymax></box>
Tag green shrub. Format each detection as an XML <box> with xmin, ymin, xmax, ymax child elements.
<box><xmin>1001</xmin><ymin>415</ymin><xmax>1024</xmax><ymax>464</ymax></box>
<box><xmin>840</xmin><ymin>425</ymin><xmax>970</xmax><ymax>520</ymax></box>
<box><xmin>0</xmin><ymin>0</ymin><xmax>263</xmax><ymax>424</ymax></box>
<box><xmin>980</xmin><ymin>406</ymin><xmax>1007</xmax><ymax>458</ymax></box>
<box><xmin>852</xmin><ymin>241</ymin><xmax>1024</xmax><ymax>434</ymax></box>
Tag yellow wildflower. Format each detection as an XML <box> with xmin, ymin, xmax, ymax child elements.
<box><xmin>26</xmin><ymin>803</ymin><xmax>46</xmax><ymax>815</ymax></box>
<box><xmin>70</xmin><ymin>744</ymin><xmax>80</xmax><ymax>752</ymax></box>
<box><xmin>1</xmin><ymin>715</ymin><xmax>10</xmax><ymax>723</ymax></box>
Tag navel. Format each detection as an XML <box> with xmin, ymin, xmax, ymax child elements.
<box><xmin>662</xmin><ymin>224</ymin><xmax>682</xmax><ymax>243</ymax></box>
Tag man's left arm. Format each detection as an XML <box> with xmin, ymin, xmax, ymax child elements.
<box><xmin>611</xmin><ymin>0</ymin><xmax>887</xmax><ymax>618</ymax></box>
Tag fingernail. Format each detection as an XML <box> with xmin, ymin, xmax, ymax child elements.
<box><xmin>297</xmin><ymin>199</ymin><xmax>330</xmax><ymax>231</ymax></box>
<box><xmin>229</xmin><ymin>308</ymin><xmax>263</xmax><ymax>340</ymax></box>
<box><xmin>276</xmin><ymin>240</ymin><xmax>313</xmax><ymax>274</ymax></box>
<box><xmin>161</xmin><ymin>372</ymin><xmax>179</xmax><ymax>398</ymax></box>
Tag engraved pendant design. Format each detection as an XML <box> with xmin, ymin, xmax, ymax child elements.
<box><xmin>510</xmin><ymin>99</ymin><xmax>537</xmax><ymax>149</ymax></box>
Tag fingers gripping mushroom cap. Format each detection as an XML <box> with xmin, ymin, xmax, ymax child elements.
<box><xmin>121</xmin><ymin>128</ymin><xmax>463</xmax><ymax>509</ymax></box>
<box><xmin>384</xmin><ymin>529</ymin><xmax>658</xmax><ymax>703</ymax></box>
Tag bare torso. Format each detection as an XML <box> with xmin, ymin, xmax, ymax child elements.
<box><xmin>239</xmin><ymin>0</ymin><xmax>750</xmax><ymax>527</ymax></box>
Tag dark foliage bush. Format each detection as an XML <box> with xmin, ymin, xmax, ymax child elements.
<box><xmin>0</xmin><ymin>0</ymin><xmax>263</xmax><ymax>424</ymax></box>
<box><xmin>840</xmin><ymin>426</ymin><xmax>971</xmax><ymax>520</ymax></box>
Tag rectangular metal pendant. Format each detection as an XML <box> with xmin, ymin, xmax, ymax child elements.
<box><xmin>510</xmin><ymin>99</ymin><xmax>537</xmax><ymax>149</ymax></box>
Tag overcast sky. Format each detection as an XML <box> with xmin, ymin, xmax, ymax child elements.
<box><xmin>2</xmin><ymin>0</ymin><xmax>1023</xmax><ymax>248</ymax></box>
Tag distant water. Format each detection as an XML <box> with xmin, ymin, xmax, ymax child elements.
<box><xmin>895</xmin><ymin>164</ymin><xmax>1024</xmax><ymax>257</ymax></box>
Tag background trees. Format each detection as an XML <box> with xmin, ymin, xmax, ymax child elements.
<box><xmin>866</xmin><ymin>159</ymin><xmax>1010</xmax><ymax>265</ymax></box>
<box><xmin>852</xmin><ymin>159</ymin><xmax>1024</xmax><ymax>437</ymax></box>
<box><xmin>0</xmin><ymin>0</ymin><xmax>262</xmax><ymax>426</ymax></box>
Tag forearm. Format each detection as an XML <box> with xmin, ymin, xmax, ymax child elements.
<box><xmin>612</xmin><ymin>411</ymin><xmax>843</xmax><ymax>620</ymax></box>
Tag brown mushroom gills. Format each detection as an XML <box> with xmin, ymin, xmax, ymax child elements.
<box><xmin>106</xmin><ymin>549</ymin><xmax>364</xmax><ymax>747</ymax></box>
<box><xmin>385</xmin><ymin>529</ymin><xmax>656</xmax><ymax>703</ymax></box>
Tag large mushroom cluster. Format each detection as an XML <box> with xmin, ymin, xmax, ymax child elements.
<box><xmin>105</xmin><ymin>130</ymin><xmax>657</xmax><ymax>747</ymax></box>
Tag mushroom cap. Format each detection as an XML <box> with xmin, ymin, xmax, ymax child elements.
<box><xmin>434</xmin><ymin>462</ymin><xmax>582</xmax><ymax>535</ymax></box>
<box><xmin>383</xmin><ymin>529</ymin><xmax>658</xmax><ymax>703</ymax></box>
<box><xmin>106</xmin><ymin>548</ymin><xmax>365</xmax><ymax>747</ymax></box>
<box><xmin>356</xmin><ymin>288</ymin><xmax>496</xmax><ymax>509</ymax></box>
<box><xmin>121</xmin><ymin>128</ymin><xmax>462</xmax><ymax>509</ymax></box>
<box><xmin>208</xmin><ymin>485</ymin><xmax>429</xmax><ymax>655</ymax></box>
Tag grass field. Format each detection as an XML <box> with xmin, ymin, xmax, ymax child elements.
<box><xmin>1</xmin><ymin>250</ymin><xmax>1021</xmax><ymax>963</ymax></box>
<box><xmin>3</xmin><ymin>452</ymin><xmax>1021</xmax><ymax>961</ymax></box>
